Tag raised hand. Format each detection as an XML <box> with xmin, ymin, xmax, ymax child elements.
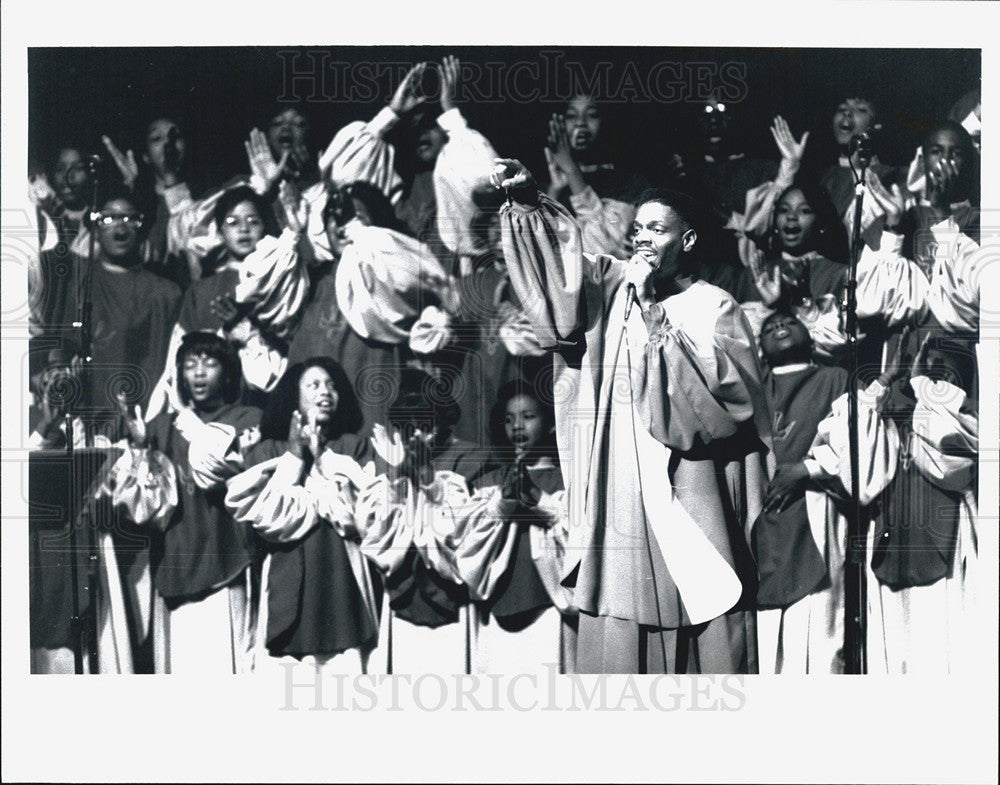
<box><xmin>867</xmin><ymin>170</ymin><xmax>904</xmax><ymax>229</ymax></box>
<box><xmin>116</xmin><ymin>392</ymin><xmax>147</xmax><ymax>448</ymax></box>
<box><xmin>287</xmin><ymin>410</ymin><xmax>309</xmax><ymax>460</ymax></box>
<box><xmin>102</xmin><ymin>135</ymin><xmax>140</xmax><ymax>190</ymax></box>
<box><xmin>28</xmin><ymin>173</ymin><xmax>62</xmax><ymax>214</ymax></box>
<box><xmin>926</xmin><ymin>157</ymin><xmax>959</xmax><ymax>207</ymax></box>
<box><xmin>490</xmin><ymin>158</ymin><xmax>535</xmax><ymax>191</ymax></box>
<box><xmin>278</xmin><ymin>181</ymin><xmax>309</xmax><ymax>234</ymax></box>
<box><xmin>543</xmin><ymin>148</ymin><xmax>569</xmax><ymax>195</ymax></box>
<box><xmin>439</xmin><ymin>55</ymin><xmax>460</xmax><ymax>114</ymax></box>
<box><xmin>747</xmin><ymin>246</ymin><xmax>782</xmax><ymax>306</ymax></box>
<box><xmin>245</xmin><ymin>127</ymin><xmax>289</xmax><ymax>194</ymax></box>
<box><xmin>546</xmin><ymin>114</ymin><xmax>577</xmax><ymax>174</ymax></box>
<box><xmin>390</xmin><ymin>62</ymin><xmax>428</xmax><ymax>116</ymax></box>
<box><xmin>303</xmin><ymin>407</ymin><xmax>326</xmax><ymax>460</ymax></box>
<box><xmin>211</xmin><ymin>294</ymin><xmax>250</xmax><ymax>332</ymax></box>
<box><xmin>770</xmin><ymin>115</ymin><xmax>809</xmax><ymax>167</ymax></box>
<box><xmin>400</xmin><ymin>431</ymin><xmax>434</xmax><ymax>485</ymax></box>
<box><xmin>908</xmin><ymin>332</ymin><xmax>934</xmax><ymax>380</ymax></box>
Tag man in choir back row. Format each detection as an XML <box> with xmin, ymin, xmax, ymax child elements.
<box><xmin>491</xmin><ymin>158</ymin><xmax>773</xmax><ymax>674</ymax></box>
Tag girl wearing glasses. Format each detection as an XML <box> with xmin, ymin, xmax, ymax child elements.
<box><xmin>148</xmin><ymin>184</ymin><xmax>310</xmax><ymax>417</ymax></box>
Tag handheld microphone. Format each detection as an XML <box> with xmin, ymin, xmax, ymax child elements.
<box><xmin>624</xmin><ymin>283</ymin><xmax>638</xmax><ymax>319</ymax></box>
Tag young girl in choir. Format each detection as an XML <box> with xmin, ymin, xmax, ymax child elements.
<box><xmin>108</xmin><ymin>331</ymin><xmax>261</xmax><ymax>673</ymax></box>
<box><xmin>453</xmin><ymin>380</ymin><xmax>575</xmax><ymax>674</ymax></box>
<box><xmin>225</xmin><ymin>357</ymin><xmax>381</xmax><ymax>675</ymax></box>
<box><xmin>148</xmin><ymin>183</ymin><xmax>309</xmax><ymax>417</ymax></box>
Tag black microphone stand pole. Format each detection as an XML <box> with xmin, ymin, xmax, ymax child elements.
<box><xmin>68</xmin><ymin>155</ymin><xmax>101</xmax><ymax>672</ymax></box>
<box><xmin>844</xmin><ymin>137</ymin><xmax>871</xmax><ymax>674</ymax></box>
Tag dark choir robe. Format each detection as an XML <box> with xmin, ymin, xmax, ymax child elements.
<box><xmin>470</xmin><ymin>461</ymin><xmax>565</xmax><ymax>628</ymax></box>
<box><xmin>754</xmin><ymin>365</ymin><xmax>848</xmax><ymax>608</ymax></box>
<box><xmin>286</xmin><ymin>260</ymin><xmax>404</xmax><ymax>437</ymax></box>
<box><xmin>32</xmin><ymin>253</ymin><xmax>181</xmax><ymax>421</ymax></box>
<box><xmin>232</xmin><ymin>435</ymin><xmax>382</xmax><ymax>660</ymax></box>
<box><xmin>145</xmin><ymin>403</ymin><xmax>261</xmax><ymax>607</ymax></box>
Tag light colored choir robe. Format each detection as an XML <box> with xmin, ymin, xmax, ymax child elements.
<box><xmin>319</xmin><ymin>106</ymin><xmax>498</xmax><ymax>270</ymax></box>
<box><xmin>731</xmin><ymin>174</ymin><xmax>850</xmax><ymax>360</ymax></box>
<box><xmin>225</xmin><ymin>439</ymin><xmax>381</xmax><ymax>676</ymax></box>
<box><xmin>867</xmin><ymin>376</ymin><xmax>981</xmax><ymax>674</ymax></box>
<box><xmin>292</xmin><ymin>223</ymin><xmax>456</xmax><ymax>433</ymax></box>
<box><xmin>356</xmin><ymin>465</ymin><xmax>474</xmax><ymax>675</ymax></box>
<box><xmin>755</xmin><ymin>369</ymin><xmax>900</xmax><ymax>674</ymax></box>
<box><xmin>855</xmin><ymin>217</ymin><xmax>982</xmax><ymax>333</ymax></box>
<box><xmin>452</xmin><ymin>459</ymin><xmax>576</xmax><ymax>674</ymax></box>
<box><xmin>500</xmin><ymin>192</ymin><xmax>774</xmax><ymax>674</ymax></box>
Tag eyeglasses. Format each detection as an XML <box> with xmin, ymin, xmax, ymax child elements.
<box><xmin>96</xmin><ymin>213</ymin><xmax>143</xmax><ymax>227</ymax></box>
<box><xmin>223</xmin><ymin>215</ymin><xmax>264</xmax><ymax>229</ymax></box>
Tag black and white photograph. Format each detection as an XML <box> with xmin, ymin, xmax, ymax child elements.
<box><xmin>2</xmin><ymin>3</ymin><xmax>998</xmax><ymax>783</ymax></box>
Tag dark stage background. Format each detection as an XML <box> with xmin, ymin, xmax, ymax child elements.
<box><xmin>28</xmin><ymin>46</ymin><xmax>980</xmax><ymax>190</ymax></box>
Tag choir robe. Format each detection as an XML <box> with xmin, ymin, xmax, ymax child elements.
<box><xmin>35</xmin><ymin>254</ymin><xmax>181</xmax><ymax>422</ymax></box>
<box><xmin>755</xmin><ymin>366</ymin><xmax>899</xmax><ymax>673</ymax></box>
<box><xmin>868</xmin><ymin>376</ymin><xmax>980</xmax><ymax>674</ymax></box>
<box><xmin>453</xmin><ymin>459</ymin><xmax>576</xmax><ymax>674</ymax></box>
<box><xmin>102</xmin><ymin>403</ymin><xmax>261</xmax><ymax>673</ymax></box>
<box><xmin>357</xmin><ymin>437</ymin><xmax>492</xmax><ymax>674</ymax></box>
<box><xmin>319</xmin><ymin>106</ymin><xmax>498</xmax><ymax>274</ymax></box>
<box><xmin>500</xmin><ymin>191</ymin><xmax>774</xmax><ymax>674</ymax></box>
<box><xmin>549</xmin><ymin>163</ymin><xmax>649</xmax><ymax>259</ymax></box>
<box><xmin>288</xmin><ymin>225</ymin><xmax>455</xmax><ymax>435</ymax></box>
<box><xmin>225</xmin><ymin>436</ymin><xmax>382</xmax><ymax>675</ymax></box>
<box><xmin>856</xmin><ymin>217</ymin><xmax>982</xmax><ymax>336</ymax></box>
<box><xmin>146</xmin><ymin>229</ymin><xmax>308</xmax><ymax>421</ymax></box>
<box><xmin>448</xmin><ymin>265</ymin><xmax>550</xmax><ymax>450</ymax></box>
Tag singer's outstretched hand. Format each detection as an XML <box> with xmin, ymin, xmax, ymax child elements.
<box><xmin>490</xmin><ymin>159</ymin><xmax>535</xmax><ymax>191</ymax></box>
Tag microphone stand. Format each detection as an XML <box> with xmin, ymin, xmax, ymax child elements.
<box><xmin>844</xmin><ymin>137</ymin><xmax>870</xmax><ymax>674</ymax></box>
<box><xmin>68</xmin><ymin>155</ymin><xmax>102</xmax><ymax>672</ymax></box>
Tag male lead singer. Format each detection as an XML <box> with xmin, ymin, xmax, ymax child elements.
<box><xmin>491</xmin><ymin>159</ymin><xmax>773</xmax><ymax>673</ymax></box>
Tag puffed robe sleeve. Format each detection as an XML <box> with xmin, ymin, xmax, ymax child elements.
<box><xmin>804</xmin><ymin>380</ymin><xmax>901</xmax><ymax>505</ymax></box>
<box><xmin>567</xmin><ymin>186</ymin><xmax>637</xmax><ymax>259</ymax></box>
<box><xmin>634</xmin><ymin>294</ymin><xmax>765</xmax><ymax>452</ymax></box>
<box><xmin>908</xmin><ymin>375</ymin><xmax>978</xmax><ymax>493</ymax></box>
<box><xmin>318</xmin><ymin>107</ymin><xmax>403</xmax><ymax>201</ymax></box>
<box><xmin>335</xmin><ymin>225</ymin><xmax>455</xmax><ymax>344</ymax></box>
<box><xmin>499</xmin><ymin>192</ymin><xmax>590</xmax><ymax>349</ymax></box>
<box><xmin>232</xmin><ymin>227</ymin><xmax>309</xmax><ymax>341</ymax></box>
<box><xmin>98</xmin><ymin>442</ymin><xmax>178</xmax><ymax>531</ymax></box>
<box><xmin>164</xmin><ymin>180</ymin><xmax>247</xmax><ymax>276</ymax></box>
<box><xmin>168</xmin><ymin>408</ymin><xmax>253</xmax><ymax>490</ymax></box>
<box><xmin>433</xmin><ymin>108</ymin><xmax>500</xmax><ymax>257</ymax></box>
<box><xmin>452</xmin><ymin>482</ymin><xmax>570</xmax><ymax>610</ymax></box>
<box><xmin>225</xmin><ymin>451</ymin><xmax>320</xmax><ymax>543</ymax></box>
<box><xmin>855</xmin><ymin>241</ymin><xmax>931</xmax><ymax>328</ymax></box>
<box><xmin>357</xmin><ymin>470</ymin><xmax>471</xmax><ymax>585</ymax></box>
<box><xmin>856</xmin><ymin>219</ymin><xmax>983</xmax><ymax>332</ymax></box>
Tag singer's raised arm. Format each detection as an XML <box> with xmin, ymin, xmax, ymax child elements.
<box><xmin>496</xmin><ymin>161</ymin><xmax>626</xmax><ymax>351</ymax></box>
